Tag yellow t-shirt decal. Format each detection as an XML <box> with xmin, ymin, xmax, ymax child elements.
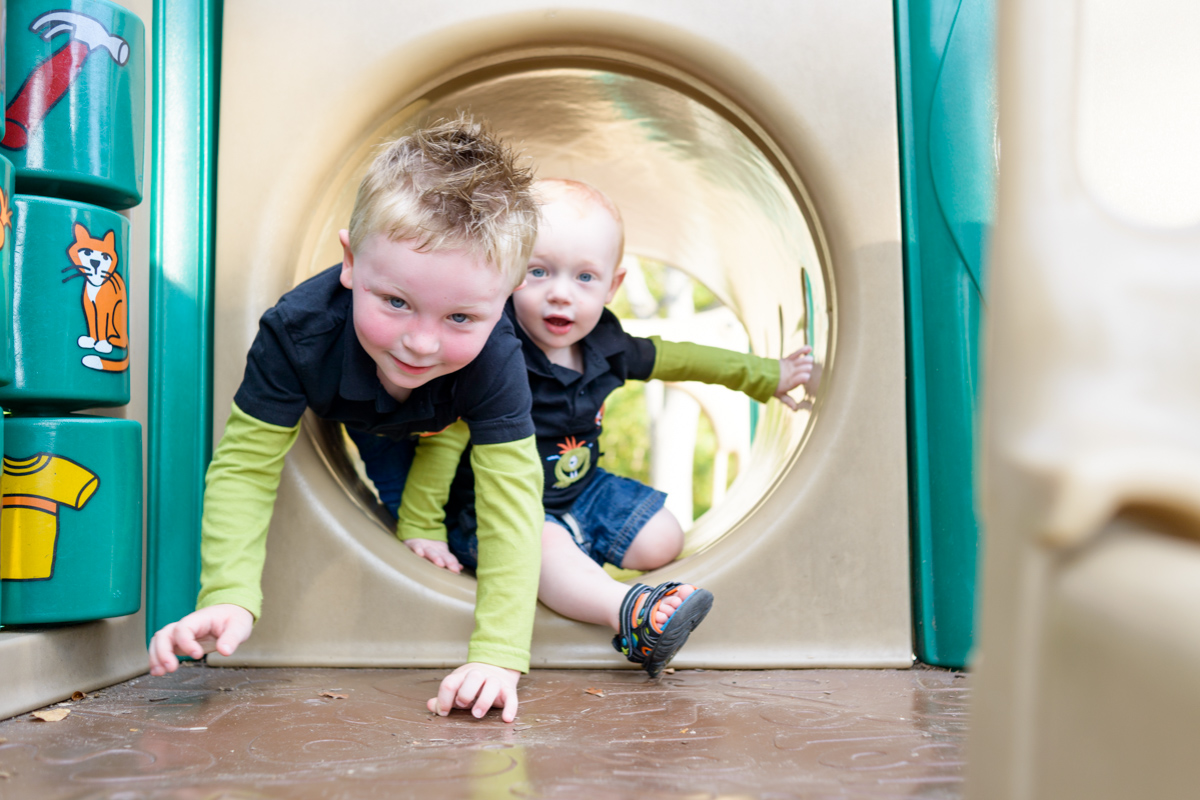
<box><xmin>1</xmin><ymin>453</ymin><xmax>100</xmax><ymax>580</ymax></box>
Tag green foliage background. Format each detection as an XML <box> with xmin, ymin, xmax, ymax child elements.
<box><xmin>598</xmin><ymin>259</ymin><xmax>739</xmax><ymax>519</ymax></box>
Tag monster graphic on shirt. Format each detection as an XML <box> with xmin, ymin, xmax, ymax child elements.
<box><xmin>550</xmin><ymin>436</ymin><xmax>593</xmax><ymax>489</ymax></box>
<box><xmin>0</xmin><ymin>453</ymin><xmax>99</xmax><ymax>580</ymax></box>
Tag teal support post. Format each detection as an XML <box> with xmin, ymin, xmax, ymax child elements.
<box><xmin>146</xmin><ymin>0</ymin><xmax>221</xmax><ymax>639</ymax></box>
<box><xmin>895</xmin><ymin>0</ymin><xmax>995</xmax><ymax>667</ymax></box>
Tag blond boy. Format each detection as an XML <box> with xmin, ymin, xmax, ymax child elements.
<box><xmin>148</xmin><ymin>119</ymin><xmax>543</xmax><ymax>722</ymax></box>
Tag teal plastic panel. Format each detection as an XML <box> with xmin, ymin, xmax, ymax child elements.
<box><xmin>1</xmin><ymin>415</ymin><xmax>142</xmax><ymax>624</ymax></box>
<box><xmin>895</xmin><ymin>0</ymin><xmax>995</xmax><ymax>667</ymax></box>
<box><xmin>145</xmin><ymin>0</ymin><xmax>220</xmax><ymax>639</ymax></box>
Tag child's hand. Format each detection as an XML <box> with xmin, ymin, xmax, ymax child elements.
<box><xmin>428</xmin><ymin>662</ymin><xmax>521</xmax><ymax>722</ymax></box>
<box><xmin>148</xmin><ymin>604</ymin><xmax>254</xmax><ymax>676</ymax></box>
<box><xmin>775</xmin><ymin>346</ymin><xmax>815</xmax><ymax>410</ymax></box>
<box><xmin>404</xmin><ymin>538</ymin><xmax>463</xmax><ymax>573</ymax></box>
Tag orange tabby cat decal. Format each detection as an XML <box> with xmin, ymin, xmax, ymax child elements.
<box><xmin>0</xmin><ymin>188</ymin><xmax>12</xmax><ymax>251</ymax></box>
<box><xmin>62</xmin><ymin>223</ymin><xmax>128</xmax><ymax>372</ymax></box>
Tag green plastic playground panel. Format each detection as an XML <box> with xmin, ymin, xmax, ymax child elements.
<box><xmin>145</xmin><ymin>0</ymin><xmax>219</xmax><ymax>639</ymax></box>
<box><xmin>0</xmin><ymin>196</ymin><xmax>131</xmax><ymax>411</ymax></box>
<box><xmin>1</xmin><ymin>414</ymin><xmax>142</xmax><ymax>624</ymax></box>
<box><xmin>895</xmin><ymin>0</ymin><xmax>995</xmax><ymax>668</ymax></box>
<box><xmin>3</xmin><ymin>0</ymin><xmax>146</xmax><ymax>209</ymax></box>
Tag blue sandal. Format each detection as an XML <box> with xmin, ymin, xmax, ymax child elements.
<box><xmin>612</xmin><ymin>581</ymin><xmax>714</xmax><ymax>678</ymax></box>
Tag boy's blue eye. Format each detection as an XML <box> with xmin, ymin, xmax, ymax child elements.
<box><xmin>388</xmin><ymin>297</ymin><xmax>407</xmax><ymax>309</ymax></box>
<box><xmin>529</xmin><ymin>267</ymin><xmax>547</xmax><ymax>278</ymax></box>
<box><xmin>450</xmin><ymin>313</ymin><xmax>469</xmax><ymax>323</ymax></box>
<box><xmin>579</xmin><ymin>273</ymin><xmax>595</xmax><ymax>283</ymax></box>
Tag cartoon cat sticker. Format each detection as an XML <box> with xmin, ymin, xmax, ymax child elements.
<box><xmin>62</xmin><ymin>223</ymin><xmax>128</xmax><ymax>372</ymax></box>
<box><xmin>0</xmin><ymin>188</ymin><xmax>12</xmax><ymax>250</ymax></box>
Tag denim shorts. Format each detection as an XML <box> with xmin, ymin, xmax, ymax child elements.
<box><xmin>447</xmin><ymin>468</ymin><xmax>667</xmax><ymax>571</ymax></box>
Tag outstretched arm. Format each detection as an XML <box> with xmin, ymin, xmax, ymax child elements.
<box><xmin>648</xmin><ymin>337</ymin><xmax>815</xmax><ymax>408</ymax></box>
<box><xmin>397</xmin><ymin>419</ymin><xmax>471</xmax><ymax>572</ymax></box>
<box><xmin>147</xmin><ymin>402</ymin><xmax>300</xmax><ymax>673</ymax></box>
<box><xmin>425</xmin><ymin>435</ymin><xmax>542</xmax><ymax>720</ymax></box>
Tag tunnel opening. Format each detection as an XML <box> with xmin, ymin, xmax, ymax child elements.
<box><xmin>297</xmin><ymin>57</ymin><xmax>831</xmax><ymax>564</ymax></box>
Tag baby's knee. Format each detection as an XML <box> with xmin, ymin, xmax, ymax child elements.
<box><xmin>622</xmin><ymin>512</ymin><xmax>684</xmax><ymax>570</ymax></box>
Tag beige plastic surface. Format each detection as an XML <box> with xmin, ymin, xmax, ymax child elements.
<box><xmin>0</xmin><ymin>0</ymin><xmax>152</xmax><ymax>722</ymax></box>
<box><xmin>213</xmin><ymin>1</ymin><xmax>910</xmax><ymax>669</ymax></box>
<box><xmin>966</xmin><ymin>0</ymin><xmax>1200</xmax><ymax>797</ymax></box>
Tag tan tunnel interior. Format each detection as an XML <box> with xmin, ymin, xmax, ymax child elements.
<box><xmin>213</xmin><ymin>2</ymin><xmax>911</xmax><ymax>669</ymax></box>
<box><xmin>296</xmin><ymin>62</ymin><xmax>829</xmax><ymax>558</ymax></box>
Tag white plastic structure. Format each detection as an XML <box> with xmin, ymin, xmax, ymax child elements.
<box><xmin>967</xmin><ymin>0</ymin><xmax>1200</xmax><ymax>797</ymax></box>
<box><xmin>212</xmin><ymin>0</ymin><xmax>911</xmax><ymax>669</ymax></box>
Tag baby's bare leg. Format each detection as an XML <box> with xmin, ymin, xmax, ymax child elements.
<box><xmin>539</xmin><ymin>515</ymin><xmax>693</xmax><ymax>632</ymax></box>
<box><xmin>620</xmin><ymin>508</ymin><xmax>684</xmax><ymax>571</ymax></box>
<box><xmin>620</xmin><ymin>508</ymin><xmax>688</xmax><ymax>621</ymax></box>
<box><xmin>539</xmin><ymin>521</ymin><xmax>629</xmax><ymax>630</ymax></box>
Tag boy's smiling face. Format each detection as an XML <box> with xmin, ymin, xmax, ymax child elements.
<box><xmin>512</xmin><ymin>194</ymin><xmax>624</xmax><ymax>366</ymax></box>
<box><xmin>339</xmin><ymin>231</ymin><xmax>512</xmax><ymax>400</ymax></box>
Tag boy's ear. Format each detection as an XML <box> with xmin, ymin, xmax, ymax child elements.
<box><xmin>338</xmin><ymin>229</ymin><xmax>354</xmax><ymax>289</ymax></box>
<box><xmin>512</xmin><ymin>278</ymin><xmax>527</xmax><ymax>292</ymax></box>
<box><xmin>605</xmin><ymin>265</ymin><xmax>627</xmax><ymax>303</ymax></box>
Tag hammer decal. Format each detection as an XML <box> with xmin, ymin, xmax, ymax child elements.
<box><xmin>2</xmin><ymin>11</ymin><xmax>130</xmax><ymax>151</ymax></box>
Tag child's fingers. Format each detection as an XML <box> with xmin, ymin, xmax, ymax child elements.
<box><xmin>500</xmin><ymin>686</ymin><xmax>519</xmax><ymax>723</ymax></box>
<box><xmin>434</xmin><ymin>673</ymin><xmax>465</xmax><ymax>717</ymax></box>
<box><xmin>214</xmin><ymin>617</ymin><xmax>249</xmax><ymax>658</ymax></box>
<box><xmin>409</xmin><ymin>541</ymin><xmax>463</xmax><ymax>573</ymax></box>
<box><xmin>472</xmin><ymin>682</ymin><xmax>501</xmax><ymax>719</ymax></box>
<box><xmin>777</xmin><ymin>393</ymin><xmax>800</xmax><ymax>411</ymax></box>
<box><xmin>784</xmin><ymin>346</ymin><xmax>813</xmax><ymax>361</ymax></box>
<box><xmin>455</xmin><ymin>671</ymin><xmax>486</xmax><ymax>711</ymax></box>
<box><xmin>149</xmin><ymin>626</ymin><xmax>177</xmax><ymax>675</ymax></box>
<box><xmin>173</xmin><ymin>621</ymin><xmax>206</xmax><ymax>661</ymax></box>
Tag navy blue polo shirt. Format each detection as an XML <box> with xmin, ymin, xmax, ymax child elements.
<box><xmin>233</xmin><ymin>265</ymin><xmax>534</xmax><ymax>445</ymax></box>
<box><xmin>447</xmin><ymin>300</ymin><xmax>658</xmax><ymax>517</ymax></box>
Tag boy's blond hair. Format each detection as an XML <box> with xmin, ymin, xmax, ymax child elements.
<box><xmin>349</xmin><ymin>117</ymin><xmax>538</xmax><ymax>288</ymax></box>
<box><xmin>534</xmin><ymin>178</ymin><xmax>625</xmax><ymax>267</ymax></box>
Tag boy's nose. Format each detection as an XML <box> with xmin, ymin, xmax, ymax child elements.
<box><xmin>402</xmin><ymin>329</ymin><xmax>439</xmax><ymax>357</ymax></box>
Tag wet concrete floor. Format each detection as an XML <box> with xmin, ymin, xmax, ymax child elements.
<box><xmin>0</xmin><ymin>665</ymin><xmax>968</xmax><ymax>798</ymax></box>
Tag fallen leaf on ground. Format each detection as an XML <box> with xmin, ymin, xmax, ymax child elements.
<box><xmin>320</xmin><ymin>692</ymin><xmax>348</xmax><ymax>700</ymax></box>
<box><xmin>31</xmin><ymin>709</ymin><xmax>70</xmax><ymax>722</ymax></box>
<box><xmin>663</xmin><ymin>668</ymin><xmax>675</xmax><ymax>674</ymax></box>
<box><xmin>584</xmin><ymin>688</ymin><xmax>605</xmax><ymax>697</ymax></box>
<box><xmin>0</xmin><ymin>771</ymin><xmax>10</xmax><ymax>779</ymax></box>
<box><xmin>71</xmin><ymin>691</ymin><xmax>87</xmax><ymax>701</ymax></box>
<box><xmin>680</xmin><ymin>728</ymin><xmax>689</xmax><ymax>734</ymax></box>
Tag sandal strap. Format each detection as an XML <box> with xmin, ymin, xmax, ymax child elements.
<box><xmin>613</xmin><ymin>581</ymin><xmax>688</xmax><ymax>664</ymax></box>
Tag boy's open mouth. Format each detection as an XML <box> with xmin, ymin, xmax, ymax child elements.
<box><xmin>544</xmin><ymin>315</ymin><xmax>574</xmax><ymax>335</ymax></box>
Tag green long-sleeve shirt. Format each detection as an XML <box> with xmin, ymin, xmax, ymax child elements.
<box><xmin>395</xmin><ymin>337</ymin><xmax>780</xmax><ymax>541</ymax></box>
<box><xmin>196</xmin><ymin>402</ymin><xmax>542</xmax><ymax>672</ymax></box>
